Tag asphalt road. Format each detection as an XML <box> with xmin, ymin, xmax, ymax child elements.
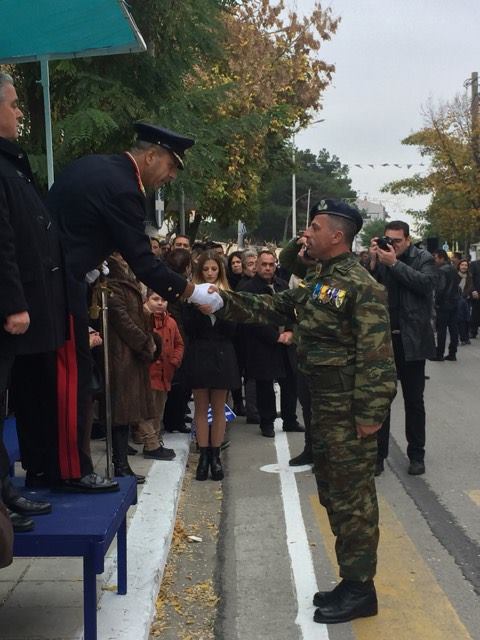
<box><xmin>216</xmin><ymin>340</ymin><xmax>480</xmax><ymax>640</ymax></box>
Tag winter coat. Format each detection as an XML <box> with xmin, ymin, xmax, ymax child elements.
<box><xmin>373</xmin><ymin>244</ymin><xmax>437</xmax><ymax>361</ymax></box>
<box><xmin>239</xmin><ymin>274</ymin><xmax>297</xmax><ymax>380</ymax></box>
<box><xmin>435</xmin><ymin>263</ymin><xmax>460</xmax><ymax>310</ymax></box>
<box><xmin>148</xmin><ymin>312</ymin><xmax>184</xmax><ymax>391</ymax></box>
<box><xmin>184</xmin><ymin>304</ymin><xmax>240</xmax><ymax>390</ymax></box>
<box><xmin>0</xmin><ymin>138</ymin><xmax>66</xmax><ymax>358</ymax></box>
<box><xmin>106</xmin><ymin>258</ymin><xmax>156</xmax><ymax>425</ymax></box>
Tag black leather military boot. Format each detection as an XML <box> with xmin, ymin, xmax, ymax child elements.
<box><xmin>313</xmin><ymin>579</ymin><xmax>348</xmax><ymax>607</ymax></box>
<box><xmin>313</xmin><ymin>579</ymin><xmax>377</xmax><ymax>624</ymax></box>
<box><xmin>196</xmin><ymin>447</ymin><xmax>210</xmax><ymax>481</ymax></box>
<box><xmin>210</xmin><ymin>447</ymin><xmax>224</xmax><ymax>481</ymax></box>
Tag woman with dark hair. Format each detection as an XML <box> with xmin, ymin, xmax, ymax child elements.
<box><xmin>184</xmin><ymin>252</ymin><xmax>240</xmax><ymax>481</ymax></box>
<box><xmin>227</xmin><ymin>251</ymin><xmax>244</xmax><ymax>290</ymax></box>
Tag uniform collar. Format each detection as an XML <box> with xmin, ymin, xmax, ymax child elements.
<box><xmin>124</xmin><ymin>151</ymin><xmax>146</xmax><ymax>196</ymax></box>
<box><xmin>316</xmin><ymin>251</ymin><xmax>354</xmax><ymax>276</ymax></box>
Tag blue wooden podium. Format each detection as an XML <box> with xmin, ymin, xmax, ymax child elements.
<box><xmin>12</xmin><ymin>477</ymin><xmax>137</xmax><ymax>640</ymax></box>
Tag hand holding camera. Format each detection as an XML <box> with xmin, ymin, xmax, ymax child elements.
<box><xmin>371</xmin><ymin>236</ymin><xmax>397</xmax><ymax>267</ymax></box>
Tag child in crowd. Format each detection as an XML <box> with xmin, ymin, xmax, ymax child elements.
<box><xmin>184</xmin><ymin>252</ymin><xmax>240</xmax><ymax>481</ymax></box>
<box><xmin>133</xmin><ymin>291</ymin><xmax>185</xmax><ymax>460</ymax></box>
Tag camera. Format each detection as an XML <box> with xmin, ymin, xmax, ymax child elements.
<box><xmin>376</xmin><ymin>236</ymin><xmax>394</xmax><ymax>251</ymax></box>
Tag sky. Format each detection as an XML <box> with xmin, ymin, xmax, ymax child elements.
<box><xmin>293</xmin><ymin>0</ymin><xmax>480</xmax><ymax>229</ymax></box>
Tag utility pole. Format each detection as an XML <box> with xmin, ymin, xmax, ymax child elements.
<box><xmin>471</xmin><ymin>72</ymin><xmax>479</xmax><ymax>167</ymax></box>
<box><xmin>292</xmin><ymin>136</ymin><xmax>297</xmax><ymax>237</ymax></box>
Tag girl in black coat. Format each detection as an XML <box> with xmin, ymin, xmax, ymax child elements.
<box><xmin>185</xmin><ymin>252</ymin><xmax>239</xmax><ymax>481</ymax></box>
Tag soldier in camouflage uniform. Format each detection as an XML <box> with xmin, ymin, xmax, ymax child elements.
<box><xmin>199</xmin><ymin>199</ymin><xmax>397</xmax><ymax>624</ymax></box>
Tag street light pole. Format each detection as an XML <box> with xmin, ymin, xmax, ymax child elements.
<box><xmin>291</xmin><ymin>118</ymin><xmax>325</xmax><ymax>238</ymax></box>
<box><xmin>292</xmin><ymin>134</ymin><xmax>297</xmax><ymax>237</ymax></box>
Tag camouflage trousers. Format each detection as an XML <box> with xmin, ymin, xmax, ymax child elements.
<box><xmin>308</xmin><ymin>366</ymin><xmax>379</xmax><ymax>582</ymax></box>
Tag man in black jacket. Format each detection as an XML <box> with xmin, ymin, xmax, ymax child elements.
<box><xmin>370</xmin><ymin>221</ymin><xmax>437</xmax><ymax>476</ymax></box>
<box><xmin>0</xmin><ymin>72</ymin><xmax>64</xmax><ymax>525</ymax></box>
<box><xmin>432</xmin><ymin>250</ymin><xmax>460</xmax><ymax>361</ymax></box>
<box><xmin>46</xmin><ymin>123</ymin><xmax>207</xmax><ymax>489</ymax></box>
<box><xmin>239</xmin><ymin>250</ymin><xmax>302</xmax><ymax>438</ymax></box>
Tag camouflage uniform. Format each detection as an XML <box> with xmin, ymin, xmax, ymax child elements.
<box><xmin>218</xmin><ymin>251</ymin><xmax>397</xmax><ymax>581</ymax></box>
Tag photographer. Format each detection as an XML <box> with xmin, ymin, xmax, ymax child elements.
<box><xmin>369</xmin><ymin>221</ymin><xmax>437</xmax><ymax>476</ymax></box>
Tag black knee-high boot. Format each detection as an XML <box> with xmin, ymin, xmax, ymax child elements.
<box><xmin>113</xmin><ymin>425</ymin><xmax>145</xmax><ymax>484</ymax></box>
<box><xmin>196</xmin><ymin>447</ymin><xmax>210</xmax><ymax>481</ymax></box>
<box><xmin>210</xmin><ymin>447</ymin><xmax>224</xmax><ymax>481</ymax></box>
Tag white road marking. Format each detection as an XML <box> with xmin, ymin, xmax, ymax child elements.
<box><xmin>273</xmin><ymin>421</ymin><xmax>330</xmax><ymax>640</ymax></box>
<box><xmin>260</xmin><ymin>462</ymin><xmax>312</xmax><ymax>474</ymax></box>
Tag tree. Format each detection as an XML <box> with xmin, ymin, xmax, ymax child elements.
<box><xmin>359</xmin><ymin>219</ymin><xmax>385</xmax><ymax>249</ymax></box>
<box><xmin>4</xmin><ymin>0</ymin><xmax>340</xmax><ymax>239</ymax></box>
<box><xmin>251</xmin><ymin>148</ymin><xmax>356</xmax><ymax>243</ymax></box>
<box><xmin>383</xmin><ymin>94</ymin><xmax>480</xmax><ymax>249</ymax></box>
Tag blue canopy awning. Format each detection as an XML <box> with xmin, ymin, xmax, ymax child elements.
<box><xmin>0</xmin><ymin>0</ymin><xmax>146</xmax><ymax>63</ymax></box>
<box><xmin>0</xmin><ymin>0</ymin><xmax>146</xmax><ymax>186</ymax></box>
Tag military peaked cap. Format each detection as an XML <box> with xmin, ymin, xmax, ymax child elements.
<box><xmin>309</xmin><ymin>198</ymin><xmax>363</xmax><ymax>233</ymax></box>
<box><xmin>134</xmin><ymin>122</ymin><xmax>195</xmax><ymax>169</ymax></box>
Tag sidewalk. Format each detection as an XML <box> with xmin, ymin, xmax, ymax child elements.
<box><xmin>0</xmin><ymin>432</ymin><xmax>190</xmax><ymax>640</ymax></box>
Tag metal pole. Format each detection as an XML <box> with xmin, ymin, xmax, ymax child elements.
<box><xmin>101</xmin><ymin>284</ymin><xmax>114</xmax><ymax>480</ymax></box>
<box><xmin>180</xmin><ymin>187</ymin><xmax>186</xmax><ymax>235</ymax></box>
<box><xmin>40</xmin><ymin>58</ymin><xmax>55</xmax><ymax>188</ymax></box>
<box><xmin>306</xmin><ymin>188</ymin><xmax>311</xmax><ymax>230</ymax></box>
<box><xmin>292</xmin><ymin>136</ymin><xmax>297</xmax><ymax>237</ymax></box>
<box><xmin>237</xmin><ymin>220</ymin><xmax>244</xmax><ymax>249</ymax></box>
<box><xmin>471</xmin><ymin>72</ymin><xmax>479</xmax><ymax>168</ymax></box>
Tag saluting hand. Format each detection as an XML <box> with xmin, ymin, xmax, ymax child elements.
<box><xmin>4</xmin><ymin>311</ymin><xmax>30</xmax><ymax>335</ymax></box>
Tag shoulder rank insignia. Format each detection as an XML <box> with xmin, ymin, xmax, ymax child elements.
<box><xmin>312</xmin><ymin>282</ymin><xmax>347</xmax><ymax>308</ymax></box>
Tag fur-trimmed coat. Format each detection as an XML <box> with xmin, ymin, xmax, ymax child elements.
<box><xmin>107</xmin><ymin>257</ymin><xmax>156</xmax><ymax>425</ymax></box>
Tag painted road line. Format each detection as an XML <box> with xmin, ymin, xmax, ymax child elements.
<box><xmin>310</xmin><ymin>495</ymin><xmax>473</xmax><ymax>640</ymax></box>
<box><xmin>274</xmin><ymin>423</ymin><xmax>330</xmax><ymax>640</ymax></box>
<box><xmin>467</xmin><ymin>489</ymin><xmax>480</xmax><ymax>507</ymax></box>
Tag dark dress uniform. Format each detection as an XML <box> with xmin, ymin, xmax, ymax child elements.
<box><xmin>46</xmin><ymin>152</ymin><xmax>188</xmax><ymax>480</ymax></box>
<box><xmin>0</xmin><ymin>137</ymin><xmax>66</xmax><ymax>485</ymax></box>
<box><xmin>218</xmin><ymin>253</ymin><xmax>397</xmax><ymax>583</ymax></box>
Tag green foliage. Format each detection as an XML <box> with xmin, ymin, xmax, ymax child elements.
<box><xmin>359</xmin><ymin>220</ymin><xmax>386</xmax><ymax>248</ymax></box>
<box><xmin>251</xmin><ymin>148</ymin><xmax>356</xmax><ymax>242</ymax></box>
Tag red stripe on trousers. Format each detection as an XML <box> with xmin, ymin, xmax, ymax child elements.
<box><xmin>56</xmin><ymin>314</ymin><xmax>81</xmax><ymax>479</ymax></box>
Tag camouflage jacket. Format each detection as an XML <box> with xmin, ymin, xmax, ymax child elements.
<box><xmin>218</xmin><ymin>251</ymin><xmax>397</xmax><ymax>426</ymax></box>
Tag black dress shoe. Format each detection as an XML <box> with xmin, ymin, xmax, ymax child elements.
<box><xmin>114</xmin><ymin>466</ymin><xmax>145</xmax><ymax>485</ymax></box>
<box><xmin>8</xmin><ymin>510</ymin><xmax>35</xmax><ymax>533</ymax></box>
<box><xmin>143</xmin><ymin>446</ymin><xmax>176</xmax><ymax>461</ymax></box>
<box><xmin>127</xmin><ymin>445</ymin><xmax>138</xmax><ymax>455</ymax></box>
<box><xmin>289</xmin><ymin>450</ymin><xmax>313</xmax><ymax>466</ymax></box>
<box><xmin>445</xmin><ymin>354</ymin><xmax>457</xmax><ymax>361</ymax></box>
<box><xmin>430</xmin><ymin>355</ymin><xmax>444</xmax><ymax>361</ymax></box>
<box><xmin>260</xmin><ymin>425</ymin><xmax>275</xmax><ymax>438</ymax></box>
<box><xmin>7</xmin><ymin>496</ymin><xmax>52</xmax><ymax>516</ymax></box>
<box><xmin>283</xmin><ymin>423</ymin><xmax>305</xmax><ymax>433</ymax></box>
<box><xmin>313</xmin><ymin>580</ymin><xmax>377</xmax><ymax>624</ymax></box>
<box><xmin>60</xmin><ymin>473</ymin><xmax>120</xmax><ymax>493</ymax></box>
<box><xmin>408</xmin><ymin>460</ymin><xmax>425</xmax><ymax>475</ymax></box>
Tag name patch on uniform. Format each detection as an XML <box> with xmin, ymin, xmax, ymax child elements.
<box><xmin>312</xmin><ymin>282</ymin><xmax>347</xmax><ymax>308</ymax></box>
